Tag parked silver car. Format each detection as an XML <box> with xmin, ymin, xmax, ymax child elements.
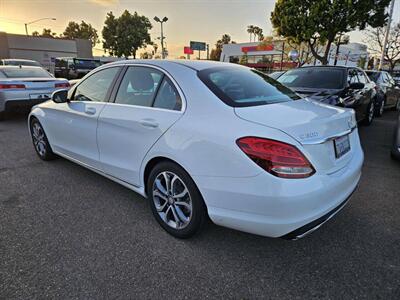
<box><xmin>0</xmin><ymin>59</ymin><xmax>42</xmax><ymax>67</ymax></box>
<box><xmin>0</xmin><ymin>66</ymin><xmax>69</xmax><ymax>120</ymax></box>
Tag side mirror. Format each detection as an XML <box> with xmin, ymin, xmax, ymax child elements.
<box><xmin>349</xmin><ymin>82</ymin><xmax>365</xmax><ymax>90</ymax></box>
<box><xmin>52</xmin><ymin>89</ymin><xmax>69</xmax><ymax>103</ymax></box>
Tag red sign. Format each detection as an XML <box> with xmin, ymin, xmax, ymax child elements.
<box><xmin>241</xmin><ymin>44</ymin><xmax>274</xmax><ymax>53</ymax></box>
<box><xmin>184</xmin><ymin>46</ymin><xmax>194</xmax><ymax>54</ymax></box>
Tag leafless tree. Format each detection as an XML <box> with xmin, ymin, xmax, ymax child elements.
<box><xmin>364</xmin><ymin>23</ymin><xmax>400</xmax><ymax>71</ymax></box>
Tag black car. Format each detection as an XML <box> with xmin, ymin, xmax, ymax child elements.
<box><xmin>54</xmin><ymin>57</ymin><xmax>101</xmax><ymax>80</ymax></box>
<box><xmin>391</xmin><ymin>112</ymin><xmax>400</xmax><ymax>160</ymax></box>
<box><xmin>365</xmin><ymin>70</ymin><xmax>400</xmax><ymax>116</ymax></box>
<box><xmin>277</xmin><ymin>66</ymin><xmax>377</xmax><ymax>125</ymax></box>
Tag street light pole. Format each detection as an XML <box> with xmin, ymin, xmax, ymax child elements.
<box><xmin>154</xmin><ymin>16</ymin><xmax>168</xmax><ymax>59</ymax></box>
<box><xmin>378</xmin><ymin>0</ymin><xmax>395</xmax><ymax>70</ymax></box>
<box><xmin>24</xmin><ymin>17</ymin><xmax>56</xmax><ymax>36</ymax></box>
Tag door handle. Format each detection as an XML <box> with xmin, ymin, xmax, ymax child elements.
<box><xmin>85</xmin><ymin>107</ymin><xmax>96</xmax><ymax>115</ymax></box>
<box><xmin>139</xmin><ymin>119</ymin><xmax>159</xmax><ymax>128</ymax></box>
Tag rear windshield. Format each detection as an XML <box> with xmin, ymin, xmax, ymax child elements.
<box><xmin>278</xmin><ymin>67</ymin><xmax>345</xmax><ymax>89</ymax></box>
<box><xmin>0</xmin><ymin>67</ymin><xmax>52</xmax><ymax>78</ymax></box>
<box><xmin>365</xmin><ymin>71</ymin><xmax>380</xmax><ymax>82</ymax></box>
<box><xmin>198</xmin><ymin>67</ymin><xmax>300</xmax><ymax>107</ymax></box>
<box><xmin>73</xmin><ymin>59</ymin><xmax>101</xmax><ymax>69</ymax></box>
<box><xmin>4</xmin><ymin>60</ymin><xmax>41</xmax><ymax>67</ymax></box>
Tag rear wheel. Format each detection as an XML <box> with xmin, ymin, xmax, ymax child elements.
<box><xmin>147</xmin><ymin>161</ymin><xmax>207</xmax><ymax>238</ymax></box>
<box><xmin>30</xmin><ymin>118</ymin><xmax>56</xmax><ymax>161</ymax></box>
<box><xmin>362</xmin><ymin>101</ymin><xmax>374</xmax><ymax>126</ymax></box>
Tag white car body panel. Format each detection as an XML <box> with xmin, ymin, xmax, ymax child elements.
<box><xmin>29</xmin><ymin>60</ymin><xmax>364</xmax><ymax>238</ymax></box>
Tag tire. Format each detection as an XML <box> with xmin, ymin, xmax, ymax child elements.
<box><xmin>0</xmin><ymin>111</ymin><xmax>6</xmax><ymax>121</ymax></box>
<box><xmin>147</xmin><ymin>161</ymin><xmax>207</xmax><ymax>238</ymax></box>
<box><xmin>30</xmin><ymin>117</ymin><xmax>56</xmax><ymax>161</ymax></box>
<box><xmin>362</xmin><ymin>101</ymin><xmax>375</xmax><ymax>126</ymax></box>
<box><xmin>375</xmin><ymin>98</ymin><xmax>385</xmax><ymax>117</ymax></box>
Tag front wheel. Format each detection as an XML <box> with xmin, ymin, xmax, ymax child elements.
<box><xmin>375</xmin><ymin>98</ymin><xmax>385</xmax><ymax>117</ymax></box>
<box><xmin>0</xmin><ymin>111</ymin><xmax>6</xmax><ymax>121</ymax></box>
<box><xmin>362</xmin><ymin>101</ymin><xmax>375</xmax><ymax>126</ymax></box>
<box><xmin>147</xmin><ymin>161</ymin><xmax>207</xmax><ymax>238</ymax></box>
<box><xmin>30</xmin><ymin>118</ymin><xmax>56</xmax><ymax>161</ymax></box>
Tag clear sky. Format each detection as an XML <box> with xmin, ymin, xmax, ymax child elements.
<box><xmin>0</xmin><ymin>0</ymin><xmax>399</xmax><ymax>58</ymax></box>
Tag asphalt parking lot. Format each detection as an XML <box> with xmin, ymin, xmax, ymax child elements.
<box><xmin>1</xmin><ymin>111</ymin><xmax>399</xmax><ymax>299</ymax></box>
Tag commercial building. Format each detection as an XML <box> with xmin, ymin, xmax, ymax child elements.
<box><xmin>220</xmin><ymin>40</ymin><xmax>369</xmax><ymax>72</ymax></box>
<box><xmin>0</xmin><ymin>32</ymin><xmax>92</xmax><ymax>73</ymax></box>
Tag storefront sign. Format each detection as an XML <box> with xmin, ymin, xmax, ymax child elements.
<box><xmin>241</xmin><ymin>44</ymin><xmax>274</xmax><ymax>53</ymax></box>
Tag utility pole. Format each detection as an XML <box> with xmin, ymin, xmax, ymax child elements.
<box><xmin>379</xmin><ymin>0</ymin><xmax>395</xmax><ymax>70</ymax></box>
<box><xmin>154</xmin><ymin>16</ymin><xmax>168</xmax><ymax>59</ymax></box>
<box><xmin>24</xmin><ymin>17</ymin><xmax>56</xmax><ymax>36</ymax></box>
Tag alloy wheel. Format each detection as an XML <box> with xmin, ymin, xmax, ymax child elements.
<box><xmin>32</xmin><ymin>122</ymin><xmax>47</xmax><ymax>157</ymax></box>
<box><xmin>152</xmin><ymin>171</ymin><xmax>193</xmax><ymax>230</ymax></box>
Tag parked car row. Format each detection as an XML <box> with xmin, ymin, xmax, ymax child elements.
<box><xmin>273</xmin><ymin>66</ymin><xmax>400</xmax><ymax>122</ymax></box>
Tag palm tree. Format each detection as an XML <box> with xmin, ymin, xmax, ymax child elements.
<box><xmin>247</xmin><ymin>25</ymin><xmax>255</xmax><ymax>42</ymax></box>
<box><xmin>253</xmin><ymin>27</ymin><xmax>264</xmax><ymax>42</ymax></box>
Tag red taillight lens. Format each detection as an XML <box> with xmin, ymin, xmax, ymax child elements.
<box><xmin>236</xmin><ymin>137</ymin><xmax>315</xmax><ymax>179</ymax></box>
<box><xmin>0</xmin><ymin>84</ymin><xmax>25</xmax><ymax>89</ymax></box>
<box><xmin>55</xmin><ymin>82</ymin><xmax>70</xmax><ymax>88</ymax></box>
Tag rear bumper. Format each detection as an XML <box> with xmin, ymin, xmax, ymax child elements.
<box><xmin>281</xmin><ymin>189</ymin><xmax>355</xmax><ymax>240</ymax></box>
<box><xmin>1</xmin><ymin>98</ymin><xmax>51</xmax><ymax>112</ymax></box>
<box><xmin>193</xmin><ymin>147</ymin><xmax>363</xmax><ymax>238</ymax></box>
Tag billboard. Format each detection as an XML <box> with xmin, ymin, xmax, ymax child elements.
<box><xmin>190</xmin><ymin>41</ymin><xmax>206</xmax><ymax>51</ymax></box>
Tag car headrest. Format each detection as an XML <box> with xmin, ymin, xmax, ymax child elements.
<box><xmin>130</xmin><ymin>70</ymin><xmax>154</xmax><ymax>91</ymax></box>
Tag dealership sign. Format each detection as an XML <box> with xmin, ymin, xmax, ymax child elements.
<box><xmin>184</xmin><ymin>46</ymin><xmax>194</xmax><ymax>54</ymax></box>
<box><xmin>241</xmin><ymin>44</ymin><xmax>274</xmax><ymax>53</ymax></box>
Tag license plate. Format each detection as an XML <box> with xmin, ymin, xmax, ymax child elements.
<box><xmin>334</xmin><ymin>135</ymin><xmax>351</xmax><ymax>159</ymax></box>
<box><xmin>29</xmin><ymin>94</ymin><xmax>51</xmax><ymax>100</ymax></box>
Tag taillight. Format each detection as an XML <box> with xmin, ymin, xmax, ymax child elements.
<box><xmin>55</xmin><ymin>82</ymin><xmax>70</xmax><ymax>88</ymax></box>
<box><xmin>236</xmin><ymin>137</ymin><xmax>315</xmax><ymax>179</ymax></box>
<box><xmin>0</xmin><ymin>84</ymin><xmax>25</xmax><ymax>89</ymax></box>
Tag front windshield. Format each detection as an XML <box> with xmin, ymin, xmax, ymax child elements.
<box><xmin>5</xmin><ymin>60</ymin><xmax>41</xmax><ymax>67</ymax></box>
<box><xmin>365</xmin><ymin>71</ymin><xmax>380</xmax><ymax>82</ymax></box>
<box><xmin>278</xmin><ymin>67</ymin><xmax>345</xmax><ymax>89</ymax></box>
<box><xmin>198</xmin><ymin>67</ymin><xmax>300</xmax><ymax>107</ymax></box>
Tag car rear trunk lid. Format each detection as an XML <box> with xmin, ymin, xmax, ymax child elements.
<box><xmin>234</xmin><ymin>99</ymin><xmax>358</xmax><ymax>174</ymax></box>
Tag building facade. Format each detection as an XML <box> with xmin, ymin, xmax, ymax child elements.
<box><xmin>220</xmin><ymin>41</ymin><xmax>369</xmax><ymax>72</ymax></box>
<box><xmin>0</xmin><ymin>32</ymin><xmax>92</xmax><ymax>72</ymax></box>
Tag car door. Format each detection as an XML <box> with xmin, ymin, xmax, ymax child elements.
<box><xmin>343</xmin><ymin>68</ymin><xmax>365</xmax><ymax>121</ymax></box>
<box><xmin>357</xmin><ymin>69</ymin><xmax>374</xmax><ymax>110</ymax></box>
<box><xmin>45</xmin><ymin>66</ymin><xmax>121</xmax><ymax>169</ymax></box>
<box><xmin>97</xmin><ymin>66</ymin><xmax>184</xmax><ymax>186</ymax></box>
<box><xmin>385</xmin><ymin>72</ymin><xmax>398</xmax><ymax>106</ymax></box>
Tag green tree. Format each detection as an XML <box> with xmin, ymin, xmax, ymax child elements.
<box><xmin>210</xmin><ymin>34</ymin><xmax>235</xmax><ymax>61</ymax></box>
<box><xmin>63</xmin><ymin>21</ymin><xmax>99</xmax><ymax>46</ymax></box>
<box><xmin>39</xmin><ymin>28</ymin><xmax>57</xmax><ymax>38</ymax></box>
<box><xmin>271</xmin><ymin>0</ymin><xmax>390</xmax><ymax>65</ymax></box>
<box><xmin>102</xmin><ymin>10</ymin><xmax>152</xmax><ymax>58</ymax></box>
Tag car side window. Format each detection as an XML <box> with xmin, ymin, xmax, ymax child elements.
<box><xmin>115</xmin><ymin>67</ymin><xmax>163</xmax><ymax>107</ymax></box>
<box><xmin>73</xmin><ymin>67</ymin><xmax>120</xmax><ymax>102</ymax></box>
<box><xmin>357</xmin><ymin>70</ymin><xmax>367</xmax><ymax>84</ymax></box>
<box><xmin>347</xmin><ymin>69</ymin><xmax>359</xmax><ymax>85</ymax></box>
<box><xmin>153</xmin><ymin>77</ymin><xmax>182</xmax><ymax>111</ymax></box>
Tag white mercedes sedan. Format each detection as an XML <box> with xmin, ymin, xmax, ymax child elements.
<box><xmin>28</xmin><ymin>60</ymin><xmax>363</xmax><ymax>239</ymax></box>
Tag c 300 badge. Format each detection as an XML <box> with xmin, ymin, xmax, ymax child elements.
<box><xmin>299</xmin><ymin>131</ymin><xmax>319</xmax><ymax>140</ymax></box>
